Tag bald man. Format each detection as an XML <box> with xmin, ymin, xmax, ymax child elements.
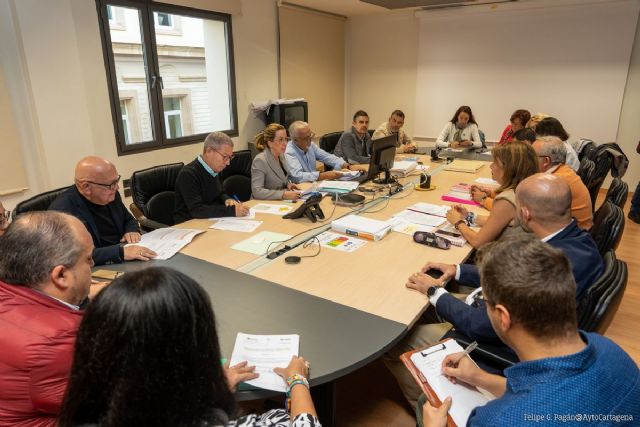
<box><xmin>386</xmin><ymin>174</ymin><xmax>603</xmax><ymax>408</ymax></box>
<box><xmin>50</xmin><ymin>156</ymin><xmax>156</xmax><ymax>265</ymax></box>
<box><xmin>533</xmin><ymin>136</ymin><xmax>593</xmax><ymax>229</ymax></box>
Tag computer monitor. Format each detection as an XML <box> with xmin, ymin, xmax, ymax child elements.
<box><xmin>266</xmin><ymin>101</ymin><xmax>308</xmax><ymax>133</ymax></box>
<box><xmin>368</xmin><ymin>134</ymin><xmax>397</xmax><ymax>184</ymax></box>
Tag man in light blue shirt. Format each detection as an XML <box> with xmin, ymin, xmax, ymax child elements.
<box><xmin>285</xmin><ymin>121</ymin><xmax>358</xmax><ymax>183</ymax></box>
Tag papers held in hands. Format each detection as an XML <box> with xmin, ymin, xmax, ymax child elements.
<box><xmin>124</xmin><ymin>228</ymin><xmax>204</xmax><ymax>260</ymax></box>
<box><xmin>331</xmin><ymin>214</ymin><xmax>392</xmax><ymax>241</ymax></box>
<box><xmin>229</xmin><ymin>333</ymin><xmax>300</xmax><ymax>392</ymax></box>
<box><xmin>401</xmin><ymin>339</ymin><xmax>494</xmax><ymax>427</ymax></box>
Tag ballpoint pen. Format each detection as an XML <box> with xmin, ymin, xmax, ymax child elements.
<box><xmin>448</xmin><ymin>341</ymin><xmax>478</xmax><ymax>367</ymax></box>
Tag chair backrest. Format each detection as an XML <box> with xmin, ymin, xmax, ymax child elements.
<box><xmin>587</xmin><ymin>151</ymin><xmax>613</xmax><ymax>209</ymax></box>
<box><xmin>605</xmin><ymin>177</ymin><xmax>629</xmax><ymax>209</ymax></box>
<box><xmin>478</xmin><ymin>129</ymin><xmax>487</xmax><ymax>148</ymax></box>
<box><xmin>589</xmin><ymin>200</ymin><xmax>625</xmax><ymax>256</ymax></box>
<box><xmin>319</xmin><ymin>131</ymin><xmax>343</xmax><ymax>154</ymax></box>
<box><xmin>578</xmin><ymin>251</ymin><xmax>628</xmax><ymax>333</ymax></box>
<box><xmin>578</xmin><ymin>139</ymin><xmax>598</xmax><ymax>162</ymax></box>
<box><xmin>130</xmin><ymin>162</ymin><xmax>184</xmax><ymax>226</ymax></box>
<box><xmin>13</xmin><ymin>185</ymin><xmax>73</xmax><ymax>220</ymax></box>
<box><xmin>577</xmin><ymin>158</ymin><xmax>595</xmax><ymax>187</ymax></box>
<box><xmin>220</xmin><ymin>150</ymin><xmax>252</xmax><ymax>202</ymax></box>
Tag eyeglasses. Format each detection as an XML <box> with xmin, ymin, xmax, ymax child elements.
<box><xmin>86</xmin><ymin>175</ymin><xmax>121</xmax><ymax>190</ymax></box>
<box><xmin>295</xmin><ymin>132</ymin><xmax>315</xmax><ymax>142</ymax></box>
<box><xmin>1</xmin><ymin>210</ymin><xmax>11</xmax><ymax>227</ymax></box>
<box><xmin>211</xmin><ymin>148</ymin><xmax>235</xmax><ymax>162</ymax></box>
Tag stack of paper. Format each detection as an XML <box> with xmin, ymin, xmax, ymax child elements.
<box><xmin>392</xmin><ymin>210</ymin><xmax>447</xmax><ymax>228</ymax></box>
<box><xmin>317</xmin><ymin>180</ymin><xmax>359</xmax><ymax>193</ymax></box>
<box><xmin>390</xmin><ymin>160</ymin><xmax>418</xmax><ymax>176</ymax></box>
<box><xmin>210</xmin><ymin>219</ymin><xmax>262</xmax><ymax>233</ymax></box>
<box><xmin>444</xmin><ymin>160</ymin><xmax>485</xmax><ymax>173</ymax></box>
<box><xmin>441</xmin><ymin>183</ymin><xmax>479</xmax><ymax>206</ymax></box>
<box><xmin>337</xmin><ymin>170</ymin><xmax>364</xmax><ymax>181</ymax></box>
<box><xmin>126</xmin><ymin>228</ymin><xmax>204</xmax><ymax>260</ymax></box>
<box><xmin>331</xmin><ymin>214</ymin><xmax>392</xmax><ymax>241</ymax></box>
<box><xmin>231</xmin><ymin>231</ymin><xmax>292</xmax><ymax>255</ymax></box>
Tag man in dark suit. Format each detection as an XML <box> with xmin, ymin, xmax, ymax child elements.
<box><xmin>386</xmin><ymin>173</ymin><xmax>604</xmax><ymax>407</ymax></box>
<box><xmin>50</xmin><ymin>156</ymin><xmax>156</xmax><ymax>265</ymax></box>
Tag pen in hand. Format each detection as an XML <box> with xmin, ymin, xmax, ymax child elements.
<box><xmin>447</xmin><ymin>341</ymin><xmax>478</xmax><ymax>367</ymax></box>
<box><xmin>231</xmin><ymin>195</ymin><xmax>249</xmax><ymax>217</ymax></box>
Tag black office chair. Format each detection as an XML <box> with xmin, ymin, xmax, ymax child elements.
<box><xmin>577</xmin><ymin>251</ymin><xmax>627</xmax><ymax>334</ymax></box>
<box><xmin>12</xmin><ymin>185</ymin><xmax>73</xmax><ymax>220</ymax></box>
<box><xmin>319</xmin><ymin>131</ymin><xmax>343</xmax><ymax>154</ymax></box>
<box><xmin>442</xmin><ymin>329</ymin><xmax>517</xmax><ymax>374</ymax></box>
<box><xmin>605</xmin><ymin>177</ymin><xmax>629</xmax><ymax>210</ymax></box>
<box><xmin>587</xmin><ymin>151</ymin><xmax>613</xmax><ymax>211</ymax></box>
<box><xmin>130</xmin><ymin>162</ymin><xmax>184</xmax><ymax>230</ymax></box>
<box><xmin>220</xmin><ymin>150</ymin><xmax>252</xmax><ymax>202</ymax></box>
<box><xmin>577</xmin><ymin>158</ymin><xmax>595</xmax><ymax>187</ymax></box>
<box><xmin>578</xmin><ymin>139</ymin><xmax>598</xmax><ymax>162</ymax></box>
<box><xmin>589</xmin><ymin>200</ymin><xmax>625</xmax><ymax>257</ymax></box>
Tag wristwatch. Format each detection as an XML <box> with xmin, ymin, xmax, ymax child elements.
<box><xmin>427</xmin><ymin>286</ymin><xmax>440</xmax><ymax>297</ymax></box>
<box><xmin>454</xmin><ymin>219</ymin><xmax>466</xmax><ymax>230</ymax></box>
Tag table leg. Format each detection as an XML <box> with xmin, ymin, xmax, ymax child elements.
<box><xmin>311</xmin><ymin>380</ymin><xmax>336</xmax><ymax>427</ymax></box>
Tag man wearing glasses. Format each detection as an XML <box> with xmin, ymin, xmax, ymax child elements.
<box><xmin>50</xmin><ymin>156</ymin><xmax>156</xmax><ymax>265</ymax></box>
<box><xmin>174</xmin><ymin>131</ymin><xmax>249</xmax><ymax>223</ymax></box>
<box><xmin>285</xmin><ymin>121</ymin><xmax>362</xmax><ymax>183</ymax></box>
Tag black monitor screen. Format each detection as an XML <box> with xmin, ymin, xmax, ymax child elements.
<box><xmin>368</xmin><ymin>134</ymin><xmax>397</xmax><ymax>183</ymax></box>
<box><xmin>284</xmin><ymin>105</ymin><xmax>306</xmax><ymax>129</ymax></box>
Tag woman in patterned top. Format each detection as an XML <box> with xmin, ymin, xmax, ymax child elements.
<box><xmin>58</xmin><ymin>267</ymin><xmax>320</xmax><ymax>427</ymax></box>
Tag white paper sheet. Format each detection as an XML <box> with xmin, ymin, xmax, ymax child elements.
<box><xmin>317</xmin><ymin>180</ymin><xmax>360</xmax><ymax>193</ymax></box>
<box><xmin>408</xmin><ymin>202</ymin><xmax>450</xmax><ymax>217</ymax></box>
<box><xmin>229</xmin><ymin>333</ymin><xmax>300</xmax><ymax>392</ymax></box>
<box><xmin>389</xmin><ymin>217</ymin><xmax>436</xmax><ymax>235</ymax></box>
<box><xmin>210</xmin><ymin>210</ymin><xmax>256</xmax><ymax>221</ymax></box>
<box><xmin>410</xmin><ymin>340</ymin><xmax>493</xmax><ymax>426</ymax></box>
<box><xmin>316</xmin><ymin>230</ymin><xmax>368</xmax><ymax>252</ymax></box>
<box><xmin>250</xmin><ymin>204</ymin><xmax>294</xmax><ymax>216</ymax></box>
<box><xmin>393</xmin><ymin>209</ymin><xmax>447</xmax><ymax>228</ymax></box>
<box><xmin>210</xmin><ymin>219</ymin><xmax>262</xmax><ymax>233</ymax></box>
<box><xmin>474</xmin><ymin>177</ymin><xmax>499</xmax><ymax>186</ymax></box>
<box><xmin>127</xmin><ymin>228</ymin><xmax>204</xmax><ymax>260</ymax></box>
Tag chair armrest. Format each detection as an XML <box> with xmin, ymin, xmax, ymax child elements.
<box><xmin>139</xmin><ymin>216</ymin><xmax>169</xmax><ymax>231</ymax></box>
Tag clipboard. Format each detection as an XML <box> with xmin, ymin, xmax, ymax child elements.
<box><xmin>400</xmin><ymin>338</ymin><xmax>493</xmax><ymax>427</ymax></box>
<box><xmin>91</xmin><ymin>269</ymin><xmax>124</xmax><ymax>282</ymax></box>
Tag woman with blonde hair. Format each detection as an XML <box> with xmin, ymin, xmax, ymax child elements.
<box><xmin>525</xmin><ymin>112</ymin><xmax>549</xmax><ymax>130</ymax></box>
<box><xmin>251</xmin><ymin>123</ymin><xmax>301</xmax><ymax>200</ymax></box>
<box><xmin>446</xmin><ymin>141</ymin><xmax>539</xmax><ymax>248</ymax></box>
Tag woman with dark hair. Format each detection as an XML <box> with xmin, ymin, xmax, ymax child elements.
<box><xmin>534</xmin><ymin>117</ymin><xmax>580</xmax><ymax>171</ymax></box>
<box><xmin>497</xmin><ymin>109</ymin><xmax>531</xmax><ymax>145</ymax></box>
<box><xmin>446</xmin><ymin>141</ymin><xmax>539</xmax><ymax>248</ymax></box>
<box><xmin>435</xmin><ymin>105</ymin><xmax>482</xmax><ymax>149</ymax></box>
<box><xmin>58</xmin><ymin>267</ymin><xmax>320</xmax><ymax>427</ymax></box>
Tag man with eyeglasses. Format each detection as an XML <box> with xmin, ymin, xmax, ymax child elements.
<box><xmin>50</xmin><ymin>156</ymin><xmax>156</xmax><ymax>265</ymax></box>
<box><xmin>285</xmin><ymin>121</ymin><xmax>361</xmax><ymax>183</ymax></box>
<box><xmin>174</xmin><ymin>131</ymin><xmax>249</xmax><ymax>223</ymax></box>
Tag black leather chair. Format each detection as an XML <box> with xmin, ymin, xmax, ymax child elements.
<box><xmin>589</xmin><ymin>200</ymin><xmax>625</xmax><ymax>257</ymax></box>
<box><xmin>587</xmin><ymin>151</ymin><xmax>613</xmax><ymax>210</ymax></box>
<box><xmin>442</xmin><ymin>329</ymin><xmax>517</xmax><ymax>374</ymax></box>
<box><xmin>319</xmin><ymin>131</ymin><xmax>343</xmax><ymax>154</ymax></box>
<box><xmin>577</xmin><ymin>251</ymin><xmax>628</xmax><ymax>334</ymax></box>
<box><xmin>577</xmin><ymin>158</ymin><xmax>595</xmax><ymax>187</ymax></box>
<box><xmin>220</xmin><ymin>150</ymin><xmax>252</xmax><ymax>202</ymax></box>
<box><xmin>605</xmin><ymin>177</ymin><xmax>629</xmax><ymax>210</ymax></box>
<box><xmin>12</xmin><ymin>185</ymin><xmax>73</xmax><ymax>220</ymax></box>
<box><xmin>130</xmin><ymin>162</ymin><xmax>184</xmax><ymax>230</ymax></box>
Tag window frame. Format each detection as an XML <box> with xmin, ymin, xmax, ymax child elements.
<box><xmin>95</xmin><ymin>0</ymin><xmax>239</xmax><ymax>156</ymax></box>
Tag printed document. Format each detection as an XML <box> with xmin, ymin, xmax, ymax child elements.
<box><xmin>229</xmin><ymin>333</ymin><xmax>300</xmax><ymax>392</ymax></box>
<box><xmin>410</xmin><ymin>340</ymin><xmax>494</xmax><ymax>426</ymax></box>
<box><xmin>210</xmin><ymin>210</ymin><xmax>256</xmax><ymax>221</ymax></box>
<box><xmin>316</xmin><ymin>230</ymin><xmax>367</xmax><ymax>252</ymax></box>
<box><xmin>251</xmin><ymin>203</ymin><xmax>294</xmax><ymax>216</ymax></box>
<box><xmin>128</xmin><ymin>228</ymin><xmax>204</xmax><ymax>260</ymax></box>
<box><xmin>210</xmin><ymin>219</ymin><xmax>262</xmax><ymax>233</ymax></box>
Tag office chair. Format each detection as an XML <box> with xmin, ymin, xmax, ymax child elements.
<box><xmin>605</xmin><ymin>177</ymin><xmax>629</xmax><ymax>210</ymax></box>
<box><xmin>130</xmin><ymin>162</ymin><xmax>184</xmax><ymax>231</ymax></box>
<box><xmin>577</xmin><ymin>251</ymin><xmax>627</xmax><ymax>334</ymax></box>
<box><xmin>589</xmin><ymin>200</ymin><xmax>625</xmax><ymax>257</ymax></box>
<box><xmin>220</xmin><ymin>150</ymin><xmax>252</xmax><ymax>202</ymax></box>
<box><xmin>577</xmin><ymin>158</ymin><xmax>595</xmax><ymax>187</ymax></box>
<box><xmin>12</xmin><ymin>185</ymin><xmax>73</xmax><ymax>220</ymax></box>
<box><xmin>578</xmin><ymin>139</ymin><xmax>598</xmax><ymax>162</ymax></box>
<box><xmin>319</xmin><ymin>131</ymin><xmax>343</xmax><ymax>154</ymax></box>
<box><xmin>587</xmin><ymin>151</ymin><xmax>613</xmax><ymax>211</ymax></box>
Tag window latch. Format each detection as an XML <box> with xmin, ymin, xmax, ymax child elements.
<box><xmin>150</xmin><ymin>75</ymin><xmax>164</xmax><ymax>89</ymax></box>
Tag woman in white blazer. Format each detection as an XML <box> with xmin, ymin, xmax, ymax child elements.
<box><xmin>251</xmin><ymin>123</ymin><xmax>301</xmax><ymax>200</ymax></box>
<box><xmin>435</xmin><ymin>105</ymin><xmax>482</xmax><ymax>149</ymax></box>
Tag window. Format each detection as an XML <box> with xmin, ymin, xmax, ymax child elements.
<box><xmin>96</xmin><ymin>0</ymin><xmax>238</xmax><ymax>155</ymax></box>
<box><xmin>163</xmin><ymin>97</ymin><xmax>182</xmax><ymax>139</ymax></box>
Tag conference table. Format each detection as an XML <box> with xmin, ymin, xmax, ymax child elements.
<box><xmin>101</xmin><ymin>154</ymin><xmax>492</xmax><ymax>425</ymax></box>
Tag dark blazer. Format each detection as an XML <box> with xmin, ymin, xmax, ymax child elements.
<box><xmin>333</xmin><ymin>127</ymin><xmax>372</xmax><ymax>165</ymax></box>
<box><xmin>49</xmin><ymin>186</ymin><xmax>139</xmax><ymax>265</ymax></box>
<box><xmin>174</xmin><ymin>158</ymin><xmax>235</xmax><ymax>223</ymax></box>
<box><xmin>436</xmin><ymin>220</ymin><xmax>604</xmax><ymax>344</ymax></box>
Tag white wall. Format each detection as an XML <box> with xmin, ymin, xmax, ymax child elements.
<box><xmin>346</xmin><ymin>4</ymin><xmax>640</xmax><ymax>191</ymax></box>
<box><xmin>0</xmin><ymin>0</ymin><xmax>279</xmax><ymax>210</ymax></box>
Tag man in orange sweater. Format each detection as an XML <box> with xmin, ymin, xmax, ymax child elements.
<box><xmin>533</xmin><ymin>136</ymin><xmax>593</xmax><ymax>229</ymax></box>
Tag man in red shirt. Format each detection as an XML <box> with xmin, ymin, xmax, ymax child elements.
<box><xmin>0</xmin><ymin>211</ymin><xmax>95</xmax><ymax>427</ymax></box>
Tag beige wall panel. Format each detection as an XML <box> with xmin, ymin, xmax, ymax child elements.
<box><xmin>279</xmin><ymin>6</ymin><xmax>345</xmax><ymax>136</ymax></box>
<box><xmin>0</xmin><ymin>67</ymin><xmax>28</xmax><ymax>195</ymax></box>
